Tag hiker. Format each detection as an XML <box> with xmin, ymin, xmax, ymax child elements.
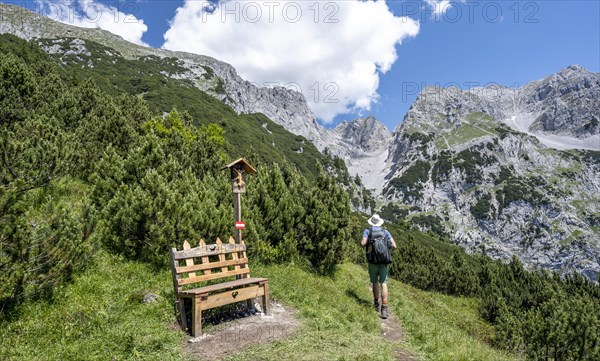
<box><xmin>361</xmin><ymin>214</ymin><xmax>396</xmax><ymax>319</ymax></box>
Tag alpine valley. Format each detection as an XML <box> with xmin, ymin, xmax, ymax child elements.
<box><xmin>2</xmin><ymin>4</ymin><xmax>599</xmax><ymax>281</ymax></box>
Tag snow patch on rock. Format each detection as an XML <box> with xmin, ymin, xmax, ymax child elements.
<box><xmin>503</xmin><ymin>115</ymin><xmax>600</xmax><ymax>150</ymax></box>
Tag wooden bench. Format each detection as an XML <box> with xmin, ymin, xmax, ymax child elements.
<box><xmin>169</xmin><ymin>237</ymin><xmax>270</xmax><ymax>336</ymax></box>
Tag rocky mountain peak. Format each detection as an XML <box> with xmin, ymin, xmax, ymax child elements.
<box><xmin>380</xmin><ymin>67</ymin><xmax>600</xmax><ymax>281</ymax></box>
<box><xmin>333</xmin><ymin>116</ymin><xmax>391</xmax><ymax>153</ymax></box>
<box><xmin>398</xmin><ymin>66</ymin><xmax>600</xmax><ymax>148</ymax></box>
<box><xmin>522</xmin><ymin>65</ymin><xmax>600</xmax><ymax>140</ymax></box>
<box><xmin>535</xmin><ymin>64</ymin><xmax>597</xmax><ymax>94</ymax></box>
<box><xmin>397</xmin><ymin>86</ymin><xmax>490</xmax><ymax>133</ymax></box>
<box><xmin>558</xmin><ymin>64</ymin><xmax>590</xmax><ymax>77</ymax></box>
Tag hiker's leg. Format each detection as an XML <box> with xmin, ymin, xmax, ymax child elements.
<box><xmin>380</xmin><ymin>283</ymin><xmax>389</xmax><ymax>319</ymax></box>
<box><xmin>380</xmin><ymin>265</ymin><xmax>389</xmax><ymax>304</ymax></box>
<box><xmin>381</xmin><ymin>283</ymin><xmax>388</xmax><ymax>304</ymax></box>
<box><xmin>368</xmin><ymin>264</ymin><xmax>380</xmax><ymax>302</ymax></box>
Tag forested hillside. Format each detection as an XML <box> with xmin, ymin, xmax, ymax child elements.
<box><xmin>30</xmin><ymin>34</ymin><xmax>373</xmax><ymax>210</ymax></box>
<box><xmin>1</xmin><ymin>35</ymin><xmax>599</xmax><ymax>360</ymax></box>
<box><xmin>35</xmin><ymin>35</ymin><xmax>330</xmax><ymax>181</ymax></box>
<box><xmin>0</xmin><ymin>34</ymin><xmax>355</xmax><ymax>307</ymax></box>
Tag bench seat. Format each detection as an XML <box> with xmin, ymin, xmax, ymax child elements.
<box><xmin>170</xmin><ymin>238</ymin><xmax>270</xmax><ymax>336</ymax></box>
<box><xmin>179</xmin><ymin>277</ymin><xmax>269</xmax><ymax>295</ymax></box>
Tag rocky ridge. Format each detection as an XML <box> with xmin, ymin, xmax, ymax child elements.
<box><xmin>0</xmin><ymin>4</ymin><xmax>331</xmax><ymax>149</ymax></box>
<box><xmin>382</xmin><ymin>80</ymin><xmax>600</xmax><ymax>280</ymax></box>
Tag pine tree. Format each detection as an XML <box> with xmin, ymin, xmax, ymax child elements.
<box><xmin>91</xmin><ymin>110</ymin><xmax>229</xmax><ymax>266</ymax></box>
<box><xmin>0</xmin><ymin>54</ymin><xmax>39</xmax><ymax>126</ymax></box>
<box><xmin>0</xmin><ymin>74</ymin><xmax>94</xmax><ymax>309</ymax></box>
<box><xmin>245</xmin><ymin>163</ymin><xmax>308</xmax><ymax>263</ymax></box>
<box><xmin>299</xmin><ymin>164</ymin><xmax>352</xmax><ymax>274</ymax></box>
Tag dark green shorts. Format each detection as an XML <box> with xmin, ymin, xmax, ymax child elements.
<box><xmin>368</xmin><ymin>263</ymin><xmax>389</xmax><ymax>284</ymax></box>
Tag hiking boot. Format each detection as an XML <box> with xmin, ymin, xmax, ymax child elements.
<box><xmin>381</xmin><ymin>304</ymin><xmax>388</xmax><ymax>319</ymax></box>
<box><xmin>374</xmin><ymin>300</ymin><xmax>380</xmax><ymax>311</ymax></box>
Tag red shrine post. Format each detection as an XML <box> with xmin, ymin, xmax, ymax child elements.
<box><xmin>223</xmin><ymin>158</ymin><xmax>256</xmax><ymax>244</ymax></box>
<box><xmin>223</xmin><ymin>158</ymin><xmax>256</xmax><ymax>311</ymax></box>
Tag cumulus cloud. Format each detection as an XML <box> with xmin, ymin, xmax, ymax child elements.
<box><xmin>36</xmin><ymin>0</ymin><xmax>148</xmax><ymax>45</ymax></box>
<box><xmin>425</xmin><ymin>0</ymin><xmax>453</xmax><ymax>17</ymax></box>
<box><xmin>163</xmin><ymin>0</ymin><xmax>419</xmax><ymax>122</ymax></box>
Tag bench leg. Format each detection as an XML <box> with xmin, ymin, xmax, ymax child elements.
<box><xmin>192</xmin><ymin>296</ymin><xmax>202</xmax><ymax>337</ymax></box>
<box><xmin>262</xmin><ymin>282</ymin><xmax>270</xmax><ymax>315</ymax></box>
<box><xmin>177</xmin><ymin>297</ymin><xmax>188</xmax><ymax>332</ymax></box>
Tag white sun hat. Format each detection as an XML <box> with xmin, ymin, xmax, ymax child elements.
<box><xmin>367</xmin><ymin>214</ymin><xmax>384</xmax><ymax>227</ymax></box>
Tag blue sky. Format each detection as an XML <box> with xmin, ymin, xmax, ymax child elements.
<box><xmin>12</xmin><ymin>0</ymin><xmax>600</xmax><ymax>130</ymax></box>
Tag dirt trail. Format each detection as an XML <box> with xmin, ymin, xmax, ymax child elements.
<box><xmin>369</xmin><ymin>282</ymin><xmax>418</xmax><ymax>361</ymax></box>
<box><xmin>185</xmin><ymin>301</ymin><xmax>300</xmax><ymax>361</ymax></box>
<box><xmin>183</xmin><ymin>291</ymin><xmax>417</xmax><ymax>361</ymax></box>
<box><xmin>379</xmin><ymin>310</ymin><xmax>419</xmax><ymax>361</ymax></box>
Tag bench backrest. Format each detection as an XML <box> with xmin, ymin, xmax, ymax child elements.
<box><xmin>169</xmin><ymin>237</ymin><xmax>250</xmax><ymax>293</ymax></box>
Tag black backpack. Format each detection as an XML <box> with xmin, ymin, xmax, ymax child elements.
<box><xmin>366</xmin><ymin>227</ymin><xmax>392</xmax><ymax>265</ymax></box>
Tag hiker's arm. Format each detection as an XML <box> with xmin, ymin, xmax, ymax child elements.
<box><xmin>384</xmin><ymin>230</ymin><xmax>397</xmax><ymax>249</ymax></box>
<box><xmin>360</xmin><ymin>237</ymin><xmax>368</xmax><ymax>247</ymax></box>
<box><xmin>360</xmin><ymin>229</ymin><xmax>369</xmax><ymax>247</ymax></box>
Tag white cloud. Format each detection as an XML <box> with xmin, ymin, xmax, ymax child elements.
<box><xmin>426</xmin><ymin>0</ymin><xmax>453</xmax><ymax>17</ymax></box>
<box><xmin>163</xmin><ymin>0</ymin><xmax>419</xmax><ymax>122</ymax></box>
<box><xmin>36</xmin><ymin>0</ymin><xmax>148</xmax><ymax>45</ymax></box>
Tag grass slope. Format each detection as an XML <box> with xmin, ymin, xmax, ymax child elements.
<box><xmin>1</xmin><ymin>254</ymin><xmax>516</xmax><ymax>361</ymax></box>
<box><xmin>0</xmin><ymin>251</ymin><xmax>185</xmax><ymax>361</ymax></box>
<box><xmin>392</xmin><ymin>283</ymin><xmax>515</xmax><ymax>360</ymax></box>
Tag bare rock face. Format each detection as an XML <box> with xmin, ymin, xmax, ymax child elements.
<box><xmin>170</xmin><ymin>55</ymin><xmax>329</xmax><ymax>149</ymax></box>
<box><xmin>327</xmin><ymin>79</ymin><xmax>599</xmax><ymax>280</ymax></box>
<box><xmin>469</xmin><ymin>66</ymin><xmax>600</xmax><ymax>146</ymax></box>
<box><xmin>332</xmin><ymin>116</ymin><xmax>391</xmax><ymax>153</ymax></box>
<box><xmin>325</xmin><ymin>116</ymin><xmax>393</xmax><ymax>195</ymax></box>
<box><xmin>524</xmin><ymin>65</ymin><xmax>600</xmax><ymax>138</ymax></box>
<box><xmin>382</xmin><ymin>75</ymin><xmax>600</xmax><ymax>281</ymax></box>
